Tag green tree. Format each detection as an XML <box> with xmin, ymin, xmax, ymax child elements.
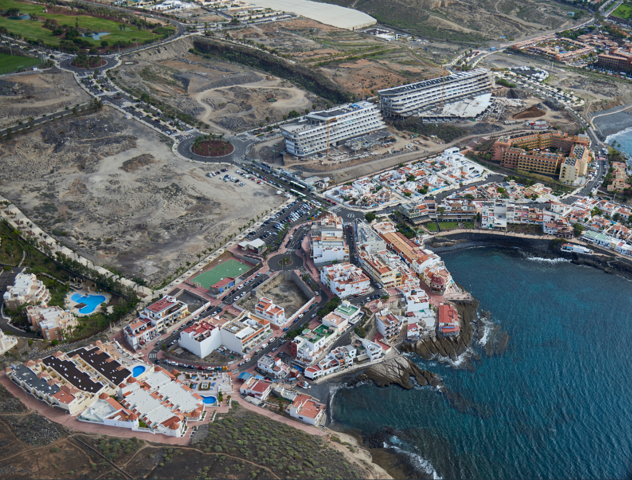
<box><xmin>365</xmin><ymin>212</ymin><xmax>376</xmax><ymax>223</ymax></box>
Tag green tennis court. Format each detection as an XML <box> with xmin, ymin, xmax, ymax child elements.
<box><xmin>192</xmin><ymin>259</ymin><xmax>249</xmax><ymax>289</ymax></box>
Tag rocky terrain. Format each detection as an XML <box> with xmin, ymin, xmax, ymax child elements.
<box><xmin>358</xmin><ymin>356</ymin><xmax>444</xmax><ymax>390</ymax></box>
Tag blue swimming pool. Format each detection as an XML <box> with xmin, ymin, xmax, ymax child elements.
<box><xmin>71</xmin><ymin>293</ymin><xmax>106</xmax><ymax>314</ymax></box>
<box><xmin>202</xmin><ymin>395</ymin><xmax>217</xmax><ymax>405</ymax></box>
<box><xmin>132</xmin><ymin>365</ymin><xmax>146</xmax><ymax>377</ymax></box>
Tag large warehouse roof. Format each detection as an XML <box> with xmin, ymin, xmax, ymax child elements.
<box><xmin>250</xmin><ymin>0</ymin><xmax>376</xmax><ymax>30</ymax></box>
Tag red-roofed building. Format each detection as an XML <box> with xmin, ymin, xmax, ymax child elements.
<box><xmin>286</xmin><ymin>394</ymin><xmax>325</xmax><ymax>425</ymax></box>
<box><xmin>239</xmin><ymin>377</ymin><xmax>272</xmax><ymax>401</ymax></box>
<box><xmin>254</xmin><ymin>297</ymin><xmax>286</xmax><ymax>327</ymax></box>
<box><xmin>140</xmin><ymin>295</ymin><xmax>189</xmax><ymax>332</ymax></box>
<box><xmin>438</xmin><ymin>303</ymin><xmax>460</xmax><ymax>337</ymax></box>
<box><xmin>123</xmin><ymin>318</ymin><xmax>158</xmax><ymax>350</ymax></box>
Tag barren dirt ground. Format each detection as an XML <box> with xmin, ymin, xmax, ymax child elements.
<box><xmin>0</xmin><ymin>69</ymin><xmax>91</xmax><ymax>128</ymax></box>
<box><xmin>0</xmin><ymin>108</ymin><xmax>283</xmax><ymax>285</ymax></box>
<box><xmin>238</xmin><ymin>275</ymin><xmax>309</xmax><ymax>317</ymax></box>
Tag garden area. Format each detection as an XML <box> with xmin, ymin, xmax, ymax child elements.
<box><xmin>191</xmin><ymin>135</ymin><xmax>234</xmax><ymax>157</ymax></box>
<box><xmin>0</xmin><ymin>0</ymin><xmax>173</xmax><ymax>52</ymax></box>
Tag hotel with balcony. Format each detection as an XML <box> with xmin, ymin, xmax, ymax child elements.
<box><xmin>280</xmin><ymin>101</ymin><xmax>386</xmax><ymax>157</ymax></box>
<box><xmin>124</xmin><ymin>318</ymin><xmax>159</xmax><ymax>350</ymax></box>
<box><xmin>26</xmin><ymin>305</ymin><xmax>78</xmax><ymax>341</ymax></box>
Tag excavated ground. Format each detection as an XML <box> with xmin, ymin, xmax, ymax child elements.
<box><xmin>0</xmin><ymin>108</ymin><xmax>283</xmax><ymax>285</ymax></box>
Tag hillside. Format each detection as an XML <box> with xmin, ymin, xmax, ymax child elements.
<box><xmin>318</xmin><ymin>0</ymin><xmax>581</xmax><ymax>44</ymax></box>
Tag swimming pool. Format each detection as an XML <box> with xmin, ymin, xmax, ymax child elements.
<box><xmin>201</xmin><ymin>395</ymin><xmax>217</xmax><ymax>405</ymax></box>
<box><xmin>71</xmin><ymin>293</ymin><xmax>106</xmax><ymax>314</ymax></box>
<box><xmin>132</xmin><ymin>365</ymin><xmax>146</xmax><ymax>377</ymax></box>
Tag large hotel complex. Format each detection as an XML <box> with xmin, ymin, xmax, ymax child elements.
<box><xmin>279</xmin><ymin>101</ymin><xmax>385</xmax><ymax>157</ymax></box>
<box><xmin>378</xmin><ymin>68</ymin><xmax>492</xmax><ymax>117</ymax></box>
<box><xmin>492</xmin><ymin>131</ymin><xmax>590</xmax><ymax>182</ymax></box>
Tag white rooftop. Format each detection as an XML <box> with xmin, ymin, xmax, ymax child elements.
<box><xmin>248</xmin><ymin>0</ymin><xmax>376</xmax><ymax>29</ymax></box>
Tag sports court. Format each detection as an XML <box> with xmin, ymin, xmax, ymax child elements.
<box><xmin>191</xmin><ymin>259</ymin><xmax>250</xmax><ymax>289</ymax></box>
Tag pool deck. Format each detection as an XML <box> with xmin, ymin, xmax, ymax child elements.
<box><xmin>65</xmin><ymin>289</ymin><xmax>111</xmax><ymax>316</ymax></box>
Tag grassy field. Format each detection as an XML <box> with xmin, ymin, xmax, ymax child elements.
<box><xmin>425</xmin><ymin>222</ymin><xmax>439</xmax><ymax>232</ymax></box>
<box><xmin>439</xmin><ymin>221</ymin><xmax>460</xmax><ymax>230</ymax></box>
<box><xmin>0</xmin><ymin>0</ymin><xmax>166</xmax><ymax>47</ymax></box>
<box><xmin>0</xmin><ymin>52</ymin><xmax>40</xmax><ymax>73</ymax></box>
<box><xmin>613</xmin><ymin>2</ymin><xmax>632</xmax><ymax>19</ymax></box>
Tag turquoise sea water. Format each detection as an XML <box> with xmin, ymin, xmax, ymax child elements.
<box><xmin>331</xmin><ymin>247</ymin><xmax>632</xmax><ymax>480</ymax></box>
<box><xmin>607</xmin><ymin>128</ymin><xmax>632</xmax><ymax>159</ymax></box>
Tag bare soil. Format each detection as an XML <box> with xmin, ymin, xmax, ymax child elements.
<box><xmin>0</xmin><ymin>108</ymin><xmax>283</xmax><ymax>285</ymax></box>
<box><xmin>0</xmin><ymin>70</ymin><xmax>91</xmax><ymax>129</ymax></box>
<box><xmin>513</xmin><ymin>106</ymin><xmax>545</xmax><ymax>119</ymax></box>
<box><xmin>238</xmin><ymin>274</ymin><xmax>309</xmax><ymax>317</ymax></box>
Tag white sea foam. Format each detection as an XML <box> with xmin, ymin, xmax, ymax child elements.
<box><xmin>384</xmin><ymin>438</ymin><xmax>443</xmax><ymax>480</ymax></box>
<box><xmin>478</xmin><ymin>321</ymin><xmax>492</xmax><ymax>346</ymax></box>
<box><xmin>605</xmin><ymin>125</ymin><xmax>632</xmax><ymax>146</ymax></box>
<box><xmin>525</xmin><ymin>256</ymin><xmax>571</xmax><ymax>264</ymax></box>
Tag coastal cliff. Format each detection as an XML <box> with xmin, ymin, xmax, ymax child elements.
<box><xmin>357</xmin><ymin>356</ymin><xmax>444</xmax><ymax>390</ymax></box>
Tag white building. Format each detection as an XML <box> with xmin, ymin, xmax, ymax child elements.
<box><xmin>375</xmin><ymin>310</ymin><xmax>403</xmax><ymax>340</ymax></box>
<box><xmin>254</xmin><ymin>297</ymin><xmax>286</xmax><ymax>327</ymax></box>
<box><xmin>117</xmin><ymin>367</ymin><xmax>204</xmax><ymax>437</ymax></box>
<box><xmin>280</xmin><ymin>101</ymin><xmax>385</xmax><ymax>157</ymax></box>
<box><xmin>257</xmin><ymin>354</ymin><xmax>290</xmax><ymax>379</ymax></box>
<box><xmin>240</xmin><ymin>377</ymin><xmax>272</xmax><ymax>401</ymax></box>
<box><xmin>286</xmin><ymin>394</ymin><xmax>325</xmax><ymax>425</ymax></box>
<box><xmin>321</xmin><ymin>301</ymin><xmax>361</xmax><ymax>330</ymax></box>
<box><xmin>357</xmin><ymin>338</ymin><xmax>384</xmax><ymax>362</ymax></box>
<box><xmin>140</xmin><ymin>295</ymin><xmax>189</xmax><ymax>333</ymax></box>
<box><xmin>0</xmin><ymin>329</ymin><xmax>17</xmax><ymax>355</ymax></box>
<box><xmin>320</xmin><ymin>263</ymin><xmax>370</xmax><ymax>299</ymax></box>
<box><xmin>310</xmin><ymin>213</ymin><xmax>349</xmax><ymax>266</ymax></box>
<box><xmin>3</xmin><ymin>273</ymin><xmax>50</xmax><ymax>310</ymax></box>
<box><xmin>290</xmin><ymin>324</ymin><xmax>339</xmax><ymax>364</ymax></box>
<box><xmin>304</xmin><ymin>345</ymin><xmax>356</xmax><ymax>380</ymax></box>
<box><xmin>123</xmin><ymin>318</ymin><xmax>159</xmax><ymax>350</ymax></box>
<box><xmin>378</xmin><ymin>68</ymin><xmax>492</xmax><ymax>117</ymax></box>
<box><xmin>178</xmin><ymin>311</ymin><xmax>271</xmax><ymax>358</ymax></box>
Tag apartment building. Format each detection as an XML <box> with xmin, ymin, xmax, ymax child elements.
<box><xmin>26</xmin><ymin>305</ymin><xmax>78</xmax><ymax>341</ymax></box>
<box><xmin>124</xmin><ymin>318</ymin><xmax>159</xmax><ymax>350</ymax></box>
<box><xmin>354</xmin><ymin>220</ymin><xmax>387</xmax><ymax>254</ymax></box>
<box><xmin>310</xmin><ymin>213</ymin><xmax>349</xmax><ymax>266</ymax></box>
<box><xmin>117</xmin><ymin>368</ymin><xmax>204</xmax><ymax>437</ymax></box>
<box><xmin>140</xmin><ymin>295</ymin><xmax>189</xmax><ymax>332</ymax></box>
<box><xmin>378</xmin><ymin>68</ymin><xmax>492</xmax><ymax>117</ymax></box>
<box><xmin>304</xmin><ymin>345</ymin><xmax>357</xmax><ymax>380</ymax></box>
<box><xmin>254</xmin><ymin>297</ymin><xmax>286</xmax><ymax>327</ymax></box>
<box><xmin>280</xmin><ymin>101</ymin><xmax>386</xmax><ymax>157</ymax></box>
<box><xmin>356</xmin><ymin>338</ymin><xmax>385</xmax><ymax>362</ymax></box>
<box><xmin>598</xmin><ymin>47</ymin><xmax>632</xmax><ymax>72</ymax></box>
<box><xmin>8</xmin><ymin>344</ymin><xmax>133</xmax><ymax>415</ymax></box>
<box><xmin>290</xmin><ymin>324</ymin><xmax>338</xmax><ymax>364</ymax></box>
<box><xmin>397</xmin><ymin>199</ymin><xmax>437</xmax><ymax>225</ymax></box>
<box><xmin>3</xmin><ymin>273</ymin><xmax>50</xmax><ymax>310</ymax></box>
<box><xmin>257</xmin><ymin>354</ymin><xmax>290</xmax><ymax>379</ymax></box>
<box><xmin>178</xmin><ymin>312</ymin><xmax>271</xmax><ymax>357</ymax></box>
<box><xmin>357</xmin><ymin>250</ymin><xmax>400</xmax><ymax>288</ymax></box>
<box><xmin>375</xmin><ymin>310</ymin><xmax>403</xmax><ymax>339</ymax></box>
<box><xmin>320</xmin><ymin>263</ymin><xmax>370</xmax><ymax>299</ymax></box>
<box><xmin>286</xmin><ymin>394</ymin><xmax>326</xmax><ymax>425</ymax></box>
<box><xmin>321</xmin><ymin>302</ymin><xmax>361</xmax><ymax>330</ymax></box>
<box><xmin>492</xmin><ymin>131</ymin><xmax>590</xmax><ymax>177</ymax></box>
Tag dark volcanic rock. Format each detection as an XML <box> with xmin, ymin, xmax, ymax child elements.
<box><xmin>364</xmin><ymin>357</ymin><xmax>444</xmax><ymax>390</ymax></box>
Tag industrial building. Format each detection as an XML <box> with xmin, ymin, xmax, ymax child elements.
<box><xmin>378</xmin><ymin>68</ymin><xmax>492</xmax><ymax>118</ymax></box>
<box><xmin>280</xmin><ymin>101</ymin><xmax>385</xmax><ymax>157</ymax></box>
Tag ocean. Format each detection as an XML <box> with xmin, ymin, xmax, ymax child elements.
<box><xmin>331</xmin><ymin>246</ymin><xmax>632</xmax><ymax>480</ymax></box>
<box><xmin>607</xmin><ymin>127</ymin><xmax>632</xmax><ymax>160</ymax></box>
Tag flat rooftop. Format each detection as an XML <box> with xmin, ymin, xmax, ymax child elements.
<box><xmin>379</xmin><ymin>68</ymin><xmax>488</xmax><ymax>96</ymax></box>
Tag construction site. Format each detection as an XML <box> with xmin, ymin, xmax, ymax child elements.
<box><xmin>0</xmin><ymin>107</ymin><xmax>284</xmax><ymax>286</ymax></box>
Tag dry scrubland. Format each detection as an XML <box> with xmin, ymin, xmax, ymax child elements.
<box><xmin>0</xmin><ymin>70</ymin><xmax>91</xmax><ymax>128</ymax></box>
<box><xmin>115</xmin><ymin>36</ymin><xmax>320</xmax><ymax>132</ymax></box>
<box><xmin>321</xmin><ymin>0</ymin><xmax>577</xmax><ymax>45</ymax></box>
<box><xmin>0</xmin><ymin>107</ymin><xmax>283</xmax><ymax>285</ymax></box>
<box><xmin>0</xmin><ymin>384</ymin><xmax>383</xmax><ymax>480</ymax></box>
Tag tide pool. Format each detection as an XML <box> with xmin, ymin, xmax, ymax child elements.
<box><xmin>332</xmin><ymin>247</ymin><xmax>632</xmax><ymax>480</ymax></box>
